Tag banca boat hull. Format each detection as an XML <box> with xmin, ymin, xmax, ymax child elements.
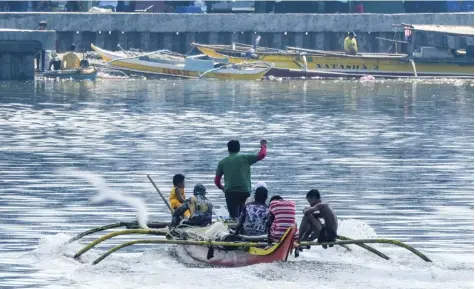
<box><xmin>91</xmin><ymin>43</ymin><xmax>271</xmax><ymax>80</ymax></box>
<box><xmin>39</xmin><ymin>67</ymin><xmax>98</xmax><ymax>80</ymax></box>
<box><xmin>193</xmin><ymin>43</ymin><xmax>474</xmax><ymax>78</ymax></box>
<box><xmin>181</xmin><ymin>225</ymin><xmax>296</xmax><ymax>267</ymax></box>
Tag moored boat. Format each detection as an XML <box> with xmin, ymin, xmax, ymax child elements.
<box><xmin>91</xmin><ymin>43</ymin><xmax>271</xmax><ymax>81</ymax></box>
<box><xmin>39</xmin><ymin>67</ymin><xmax>98</xmax><ymax>80</ymax></box>
<box><xmin>192</xmin><ymin>24</ymin><xmax>474</xmax><ymax>79</ymax></box>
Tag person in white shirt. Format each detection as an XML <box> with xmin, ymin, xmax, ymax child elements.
<box><xmin>245</xmin><ymin>181</ymin><xmax>267</xmax><ymax>204</ymax></box>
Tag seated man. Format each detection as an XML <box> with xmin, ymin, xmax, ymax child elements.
<box><xmin>299</xmin><ymin>189</ymin><xmax>338</xmax><ymax>249</ymax></box>
<box><xmin>234</xmin><ymin>186</ymin><xmax>269</xmax><ymax>236</ymax></box>
<box><xmin>170</xmin><ymin>184</ymin><xmax>213</xmax><ymax>228</ymax></box>
<box><xmin>48</xmin><ymin>50</ymin><xmax>61</xmax><ymax>71</ymax></box>
<box><xmin>267</xmin><ymin>195</ymin><xmax>299</xmax><ymax>242</ymax></box>
<box><xmin>245</xmin><ymin>181</ymin><xmax>267</xmax><ymax>205</ymax></box>
<box><xmin>61</xmin><ymin>44</ymin><xmax>81</xmax><ymax>70</ymax></box>
<box><xmin>344</xmin><ymin>32</ymin><xmax>358</xmax><ymax>55</ymax></box>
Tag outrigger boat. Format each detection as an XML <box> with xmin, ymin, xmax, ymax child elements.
<box><xmin>91</xmin><ymin>43</ymin><xmax>271</xmax><ymax>80</ymax></box>
<box><xmin>65</xmin><ymin>175</ymin><xmax>433</xmax><ymax>267</ymax></box>
<box><xmin>68</xmin><ymin>219</ymin><xmax>432</xmax><ymax>267</ymax></box>
<box><xmin>192</xmin><ymin>24</ymin><xmax>474</xmax><ymax>79</ymax></box>
<box><xmin>38</xmin><ymin>67</ymin><xmax>98</xmax><ymax>80</ymax></box>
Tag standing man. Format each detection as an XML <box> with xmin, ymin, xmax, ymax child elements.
<box><xmin>35</xmin><ymin>20</ymin><xmax>47</xmax><ymax>72</ymax></box>
<box><xmin>215</xmin><ymin>139</ymin><xmax>267</xmax><ymax>219</ymax></box>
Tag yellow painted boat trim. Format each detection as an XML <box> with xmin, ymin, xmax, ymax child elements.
<box><xmin>195</xmin><ymin>45</ymin><xmax>474</xmax><ymax>76</ymax></box>
<box><xmin>248</xmin><ymin>226</ymin><xmax>293</xmax><ymax>256</ymax></box>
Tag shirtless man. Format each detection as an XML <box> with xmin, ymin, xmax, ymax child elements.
<box><xmin>299</xmin><ymin>189</ymin><xmax>338</xmax><ymax>249</ymax></box>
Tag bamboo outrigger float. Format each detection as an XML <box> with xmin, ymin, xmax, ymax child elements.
<box><xmin>68</xmin><ymin>220</ymin><xmax>432</xmax><ymax>267</ymax></box>
<box><xmin>192</xmin><ymin>24</ymin><xmax>474</xmax><ymax>79</ymax></box>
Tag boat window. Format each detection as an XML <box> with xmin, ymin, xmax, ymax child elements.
<box><xmin>466</xmin><ymin>45</ymin><xmax>474</xmax><ymax>59</ymax></box>
<box><xmin>214</xmin><ymin>63</ymin><xmax>226</xmax><ymax>68</ymax></box>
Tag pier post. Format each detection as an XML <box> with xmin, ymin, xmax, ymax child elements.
<box><xmin>0</xmin><ymin>29</ymin><xmax>55</xmax><ymax>81</ymax></box>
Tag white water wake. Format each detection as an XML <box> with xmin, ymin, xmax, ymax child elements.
<box><xmin>56</xmin><ymin>168</ymin><xmax>149</xmax><ymax>229</ymax></box>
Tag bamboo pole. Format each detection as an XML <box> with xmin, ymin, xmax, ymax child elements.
<box><xmin>337</xmin><ymin>235</ymin><xmax>389</xmax><ymax>260</ymax></box>
<box><xmin>73</xmin><ymin>229</ymin><xmax>167</xmax><ymax>259</ymax></box>
<box><xmin>68</xmin><ymin>221</ymin><xmax>171</xmax><ymax>243</ymax></box>
<box><xmin>70</xmin><ymin>224</ymin><xmax>402</xmax><ymax>263</ymax></box>
<box><xmin>91</xmin><ymin>237</ymin><xmax>431</xmax><ymax>265</ymax></box>
<box><xmin>302</xmin><ymin>215</ymin><xmax>389</xmax><ymax>260</ymax></box>
<box><xmin>147</xmin><ymin>174</ymin><xmax>174</xmax><ymax>215</ymax></box>
<box><xmin>304</xmin><ymin>214</ymin><xmax>352</xmax><ymax>252</ymax></box>
<box><xmin>300</xmin><ymin>239</ymin><xmax>431</xmax><ymax>262</ymax></box>
<box><xmin>92</xmin><ymin>239</ymin><xmax>269</xmax><ymax>265</ymax></box>
<box><xmin>68</xmin><ymin>222</ymin><xmax>128</xmax><ymax>243</ymax></box>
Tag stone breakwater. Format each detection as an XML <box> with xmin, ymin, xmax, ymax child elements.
<box><xmin>0</xmin><ymin>12</ymin><xmax>473</xmax><ymax>53</ymax></box>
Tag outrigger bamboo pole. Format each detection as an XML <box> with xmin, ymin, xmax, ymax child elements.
<box><xmin>299</xmin><ymin>239</ymin><xmax>432</xmax><ymax>262</ymax></box>
<box><xmin>337</xmin><ymin>235</ymin><xmax>389</xmax><ymax>260</ymax></box>
<box><xmin>73</xmin><ymin>229</ymin><xmax>167</xmax><ymax>259</ymax></box>
<box><xmin>92</xmin><ymin>239</ymin><xmax>269</xmax><ymax>265</ymax></box>
<box><xmin>67</xmin><ymin>221</ymin><xmax>171</xmax><ymax>243</ymax></box>
<box><xmin>68</xmin><ymin>222</ymin><xmax>128</xmax><ymax>243</ymax></box>
<box><xmin>90</xmin><ymin>237</ymin><xmax>431</xmax><ymax>265</ymax></box>
<box><xmin>303</xmin><ymin>215</ymin><xmax>388</xmax><ymax>260</ymax></box>
<box><xmin>304</xmin><ymin>214</ymin><xmax>353</xmax><ymax>252</ymax></box>
<box><xmin>69</xmin><ymin>224</ymin><xmax>391</xmax><ymax>262</ymax></box>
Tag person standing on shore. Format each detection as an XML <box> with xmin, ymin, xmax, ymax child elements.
<box><xmin>214</xmin><ymin>139</ymin><xmax>267</xmax><ymax>219</ymax></box>
<box><xmin>35</xmin><ymin>21</ymin><xmax>47</xmax><ymax>72</ymax></box>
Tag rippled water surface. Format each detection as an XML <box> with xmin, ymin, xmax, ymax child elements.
<box><xmin>0</xmin><ymin>79</ymin><xmax>473</xmax><ymax>289</ymax></box>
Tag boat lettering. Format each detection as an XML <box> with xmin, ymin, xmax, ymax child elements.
<box><xmin>315</xmin><ymin>64</ymin><xmax>379</xmax><ymax>70</ymax></box>
<box><xmin>163</xmin><ymin>68</ymin><xmax>189</xmax><ymax>76</ymax></box>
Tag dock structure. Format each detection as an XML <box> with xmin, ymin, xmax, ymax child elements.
<box><xmin>0</xmin><ymin>29</ymin><xmax>55</xmax><ymax>81</ymax></box>
<box><xmin>0</xmin><ymin>12</ymin><xmax>472</xmax><ymax>54</ymax></box>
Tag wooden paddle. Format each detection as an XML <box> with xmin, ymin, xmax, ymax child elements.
<box><xmin>147</xmin><ymin>174</ymin><xmax>174</xmax><ymax>215</ymax></box>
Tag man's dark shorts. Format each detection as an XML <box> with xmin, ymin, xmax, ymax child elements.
<box><xmin>317</xmin><ymin>226</ymin><xmax>337</xmax><ymax>243</ymax></box>
<box><xmin>225</xmin><ymin>191</ymin><xmax>250</xmax><ymax>219</ymax></box>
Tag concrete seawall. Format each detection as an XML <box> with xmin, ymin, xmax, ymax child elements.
<box><xmin>1</xmin><ymin>12</ymin><xmax>473</xmax><ymax>53</ymax></box>
<box><xmin>0</xmin><ymin>29</ymin><xmax>55</xmax><ymax>80</ymax></box>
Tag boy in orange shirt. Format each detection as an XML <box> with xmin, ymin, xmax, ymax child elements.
<box><xmin>169</xmin><ymin>174</ymin><xmax>190</xmax><ymax>217</ymax></box>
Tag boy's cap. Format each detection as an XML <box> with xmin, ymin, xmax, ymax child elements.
<box><xmin>255</xmin><ymin>181</ymin><xmax>267</xmax><ymax>189</ymax></box>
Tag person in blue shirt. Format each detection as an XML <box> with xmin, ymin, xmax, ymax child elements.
<box><xmin>170</xmin><ymin>184</ymin><xmax>213</xmax><ymax>227</ymax></box>
<box><xmin>234</xmin><ymin>186</ymin><xmax>269</xmax><ymax>236</ymax></box>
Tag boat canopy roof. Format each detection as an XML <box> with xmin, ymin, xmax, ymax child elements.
<box><xmin>396</xmin><ymin>24</ymin><xmax>474</xmax><ymax>37</ymax></box>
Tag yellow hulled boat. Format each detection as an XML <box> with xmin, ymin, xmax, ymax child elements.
<box><xmin>91</xmin><ymin>44</ymin><xmax>271</xmax><ymax>81</ymax></box>
<box><xmin>192</xmin><ymin>24</ymin><xmax>474</xmax><ymax>79</ymax></box>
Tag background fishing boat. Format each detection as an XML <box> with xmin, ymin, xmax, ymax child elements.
<box><xmin>91</xmin><ymin>43</ymin><xmax>271</xmax><ymax>80</ymax></box>
<box><xmin>38</xmin><ymin>67</ymin><xmax>98</xmax><ymax>80</ymax></box>
<box><xmin>192</xmin><ymin>24</ymin><xmax>474</xmax><ymax>79</ymax></box>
